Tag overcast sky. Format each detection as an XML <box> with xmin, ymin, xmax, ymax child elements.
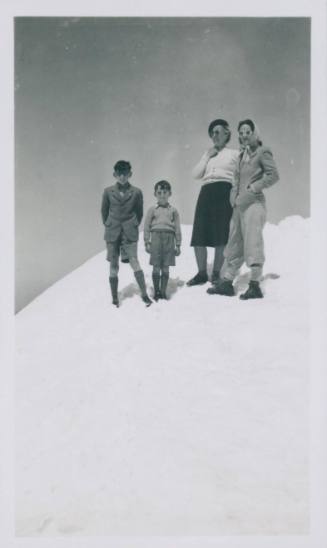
<box><xmin>15</xmin><ymin>17</ymin><xmax>310</xmax><ymax>311</ymax></box>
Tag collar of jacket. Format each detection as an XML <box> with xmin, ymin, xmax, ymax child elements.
<box><xmin>116</xmin><ymin>182</ymin><xmax>131</xmax><ymax>192</ymax></box>
<box><xmin>155</xmin><ymin>203</ymin><xmax>170</xmax><ymax>209</ymax></box>
<box><xmin>240</xmin><ymin>144</ymin><xmax>260</xmax><ymax>163</ymax></box>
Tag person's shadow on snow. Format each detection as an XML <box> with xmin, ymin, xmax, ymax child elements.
<box><xmin>166</xmin><ymin>277</ymin><xmax>185</xmax><ymax>299</ymax></box>
<box><xmin>119</xmin><ymin>283</ymin><xmax>140</xmax><ymax>303</ymax></box>
<box><xmin>119</xmin><ymin>277</ymin><xmax>185</xmax><ymax>304</ymax></box>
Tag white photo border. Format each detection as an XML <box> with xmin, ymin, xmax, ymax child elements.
<box><xmin>1</xmin><ymin>1</ymin><xmax>326</xmax><ymax>547</ymax></box>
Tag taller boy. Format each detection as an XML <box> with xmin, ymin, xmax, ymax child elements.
<box><xmin>101</xmin><ymin>160</ymin><xmax>152</xmax><ymax>307</ymax></box>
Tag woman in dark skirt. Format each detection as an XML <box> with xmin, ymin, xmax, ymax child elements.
<box><xmin>187</xmin><ymin>119</ymin><xmax>239</xmax><ymax>286</ymax></box>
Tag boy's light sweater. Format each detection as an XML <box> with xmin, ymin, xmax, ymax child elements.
<box><xmin>144</xmin><ymin>204</ymin><xmax>182</xmax><ymax>245</ymax></box>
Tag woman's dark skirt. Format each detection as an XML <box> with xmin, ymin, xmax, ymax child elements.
<box><xmin>190</xmin><ymin>181</ymin><xmax>233</xmax><ymax>247</ymax></box>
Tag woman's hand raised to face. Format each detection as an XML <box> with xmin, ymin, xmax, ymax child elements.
<box><xmin>206</xmin><ymin>147</ymin><xmax>219</xmax><ymax>159</ymax></box>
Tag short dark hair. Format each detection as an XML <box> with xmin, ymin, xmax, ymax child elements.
<box><xmin>114</xmin><ymin>160</ymin><xmax>132</xmax><ymax>174</ymax></box>
<box><xmin>154</xmin><ymin>180</ymin><xmax>172</xmax><ymax>193</ymax></box>
<box><xmin>208</xmin><ymin>118</ymin><xmax>231</xmax><ymax>143</ymax></box>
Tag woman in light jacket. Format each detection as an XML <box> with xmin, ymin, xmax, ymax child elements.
<box><xmin>187</xmin><ymin>119</ymin><xmax>239</xmax><ymax>286</ymax></box>
<box><xmin>208</xmin><ymin>119</ymin><xmax>279</xmax><ymax>299</ymax></box>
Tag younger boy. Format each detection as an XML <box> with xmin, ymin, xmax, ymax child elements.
<box><xmin>144</xmin><ymin>180</ymin><xmax>182</xmax><ymax>301</ymax></box>
<box><xmin>101</xmin><ymin>160</ymin><xmax>152</xmax><ymax>307</ymax></box>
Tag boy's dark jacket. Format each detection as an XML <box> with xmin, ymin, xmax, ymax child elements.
<box><xmin>101</xmin><ymin>183</ymin><xmax>143</xmax><ymax>242</ymax></box>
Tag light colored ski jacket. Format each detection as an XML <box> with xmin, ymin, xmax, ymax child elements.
<box><xmin>230</xmin><ymin>146</ymin><xmax>279</xmax><ymax>211</ymax></box>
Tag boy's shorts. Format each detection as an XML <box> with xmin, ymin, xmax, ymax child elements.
<box><xmin>149</xmin><ymin>230</ymin><xmax>176</xmax><ymax>267</ymax></box>
<box><xmin>106</xmin><ymin>234</ymin><xmax>138</xmax><ymax>263</ymax></box>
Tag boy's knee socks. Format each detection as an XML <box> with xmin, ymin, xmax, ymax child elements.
<box><xmin>160</xmin><ymin>273</ymin><xmax>169</xmax><ymax>297</ymax></box>
<box><xmin>134</xmin><ymin>270</ymin><xmax>148</xmax><ymax>297</ymax></box>
<box><xmin>109</xmin><ymin>276</ymin><xmax>118</xmax><ymax>300</ymax></box>
<box><xmin>152</xmin><ymin>273</ymin><xmax>160</xmax><ymax>293</ymax></box>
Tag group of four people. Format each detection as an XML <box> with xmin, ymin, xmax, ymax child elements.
<box><xmin>101</xmin><ymin>118</ymin><xmax>279</xmax><ymax>307</ymax></box>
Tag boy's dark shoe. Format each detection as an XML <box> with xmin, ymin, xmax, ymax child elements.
<box><xmin>109</xmin><ymin>276</ymin><xmax>119</xmax><ymax>307</ymax></box>
<box><xmin>186</xmin><ymin>272</ymin><xmax>208</xmax><ymax>286</ymax></box>
<box><xmin>207</xmin><ymin>278</ymin><xmax>235</xmax><ymax>296</ymax></box>
<box><xmin>142</xmin><ymin>295</ymin><xmax>153</xmax><ymax>307</ymax></box>
<box><xmin>211</xmin><ymin>270</ymin><xmax>220</xmax><ymax>284</ymax></box>
<box><xmin>239</xmin><ymin>280</ymin><xmax>263</xmax><ymax>300</ymax></box>
<box><xmin>154</xmin><ymin>290</ymin><xmax>162</xmax><ymax>302</ymax></box>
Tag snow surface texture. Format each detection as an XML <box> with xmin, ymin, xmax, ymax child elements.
<box><xmin>15</xmin><ymin>217</ymin><xmax>309</xmax><ymax>537</ymax></box>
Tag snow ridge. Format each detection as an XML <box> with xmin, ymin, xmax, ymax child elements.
<box><xmin>16</xmin><ymin>217</ymin><xmax>309</xmax><ymax>536</ymax></box>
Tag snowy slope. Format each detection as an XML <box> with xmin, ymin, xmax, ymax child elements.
<box><xmin>15</xmin><ymin>217</ymin><xmax>310</xmax><ymax>537</ymax></box>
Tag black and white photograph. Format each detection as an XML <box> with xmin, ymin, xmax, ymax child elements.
<box><xmin>1</xmin><ymin>1</ymin><xmax>327</xmax><ymax>548</ymax></box>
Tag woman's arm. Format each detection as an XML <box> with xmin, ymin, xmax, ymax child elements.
<box><xmin>230</xmin><ymin>153</ymin><xmax>241</xmax><ymax>206</ymax></box>
<box><xmin>251</xmin><ymin>148</ymin><xmax>280</xmax><ymax>192</ymax></box>
<box><xmin>191</xmin><ymin>148</ymin><xmax>217</xmax><ymax>179</ymax></box>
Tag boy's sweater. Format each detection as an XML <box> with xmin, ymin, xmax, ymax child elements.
<box><xmin>144</xmin><ymin>204</ymin><xmax>182</xmax><ymax>245</ymax></box>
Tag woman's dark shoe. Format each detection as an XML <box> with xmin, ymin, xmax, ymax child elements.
<box><xmin>186</xmin><ymin>272</ymin><xmax>208</xmax><ymax>286</ymax></box>
<box><xmin>207</xmin><ymin>278</ymin><xmax>235</xmax><ymax>296</ymax></box>
<box><xmin>239</xmin><ymin>280</ymin><xmax>263</xmax><ymax>300</ymax></box>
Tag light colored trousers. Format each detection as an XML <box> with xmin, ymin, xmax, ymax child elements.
<box><xmin>222</xmin><ymin>202</ymin><xmax>266</xmax><ymax>282</ymax></box>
